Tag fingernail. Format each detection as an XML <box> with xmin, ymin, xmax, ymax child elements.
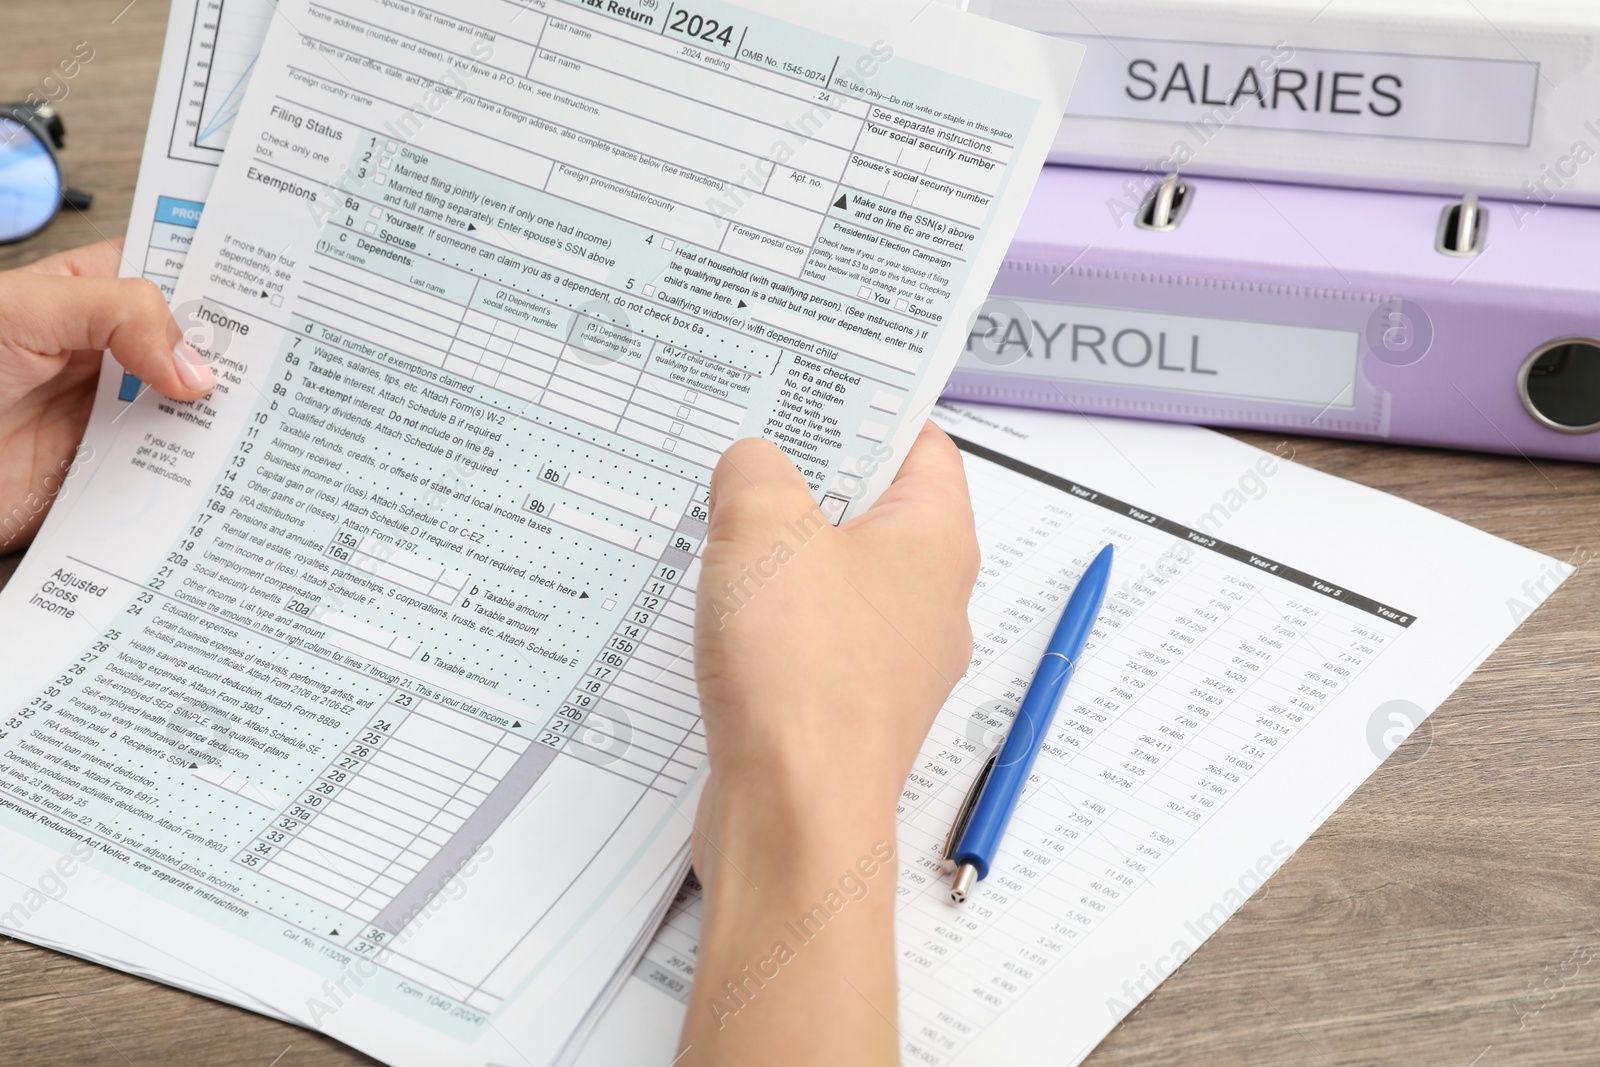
<box><xmin>172</xmin><ymin>341</ymin><xmax>216</xmax><ymax>392</ymax></box>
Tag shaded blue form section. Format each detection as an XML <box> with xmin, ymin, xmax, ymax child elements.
<box><xmin>155</xmin><ymin>197</ymin><xmax>205</xmax><ymax>228</ymax></box>
<box><xmin>120</xmin><ymin>195</ymin><xmax>206</xmax><ymax>401</ymax></box>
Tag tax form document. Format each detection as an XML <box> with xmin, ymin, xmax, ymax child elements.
<box><xmin>0</xmin><ymin>2</ymin><xmax>1078</xmax><ymax>1064</ymax></box>
<box><xmin>0</xmin><ymin>1</ymin><xmax>284</xmax><ymax>1015</ymax></box>
<box><xmin>572</xmin><ymin>402</ymin><xmax>1571</xmax><ymax>1067</ymax></box>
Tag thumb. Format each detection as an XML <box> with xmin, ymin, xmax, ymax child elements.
<box><xmin>706</xmin><ymin>437</ymin><xmax>819</xmax><ymax>544</ymax></box>
<box><xmin>848</xmin><ymin>421</ymin><xmax>972</xmax><ymax>530</ymax></box>
<box><xmin>0</xmin><ymin>272</ymin><xmax>214</xmax><ymax>400</ymax></box>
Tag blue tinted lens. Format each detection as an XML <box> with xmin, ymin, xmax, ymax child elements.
<box><xmin>0</xmin><ymin>118</ymin><xmax>62</xmax><ymax>242</ymax></box>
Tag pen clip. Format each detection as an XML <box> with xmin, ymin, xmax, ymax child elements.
<box><xmin>941</xmin><ymin>748</ymin><xmax>999</xmax><ymax>874</ymax></box>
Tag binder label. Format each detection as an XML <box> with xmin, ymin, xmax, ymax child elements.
<box><xmin>1062</xmin><ymin>36</ymin><xmax>1538</xmax><ymax>147</ymax></box>
<box><xmin>961</xmin><ymin>298</ymin><xmax>1359</xmax><ymax>409</ymax></box>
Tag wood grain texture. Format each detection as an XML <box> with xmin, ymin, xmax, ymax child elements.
<box><xmin>0</xmin><ymin>2</ymin><xmax>1596</xmax><ymax>1063</ymax></box>
<box><xmin>0</xmin><ymin>0</ymin><xmax>161</xmax><ymax>274</ymax></box>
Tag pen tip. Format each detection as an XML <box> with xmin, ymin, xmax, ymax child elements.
<box><xmin>950</xmin><ymin>863</ymin><xmax>978</xmax><ymax>904</ymax></box>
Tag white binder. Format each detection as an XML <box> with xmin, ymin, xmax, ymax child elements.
<box><xmin>973</xmin><ymin>0</ymin><xmax>1600</xmax><ymax>208</ymax></box>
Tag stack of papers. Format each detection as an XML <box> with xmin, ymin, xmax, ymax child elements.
<box><xmin>0</xmin><ymin>0</ymin><xmax>1082</xmax><ymax>1063</ymax></box>
<box><xmin>0</xmin><ymin>1</ymin><xmax>1570</xmax><ymax>1065</ymax></box>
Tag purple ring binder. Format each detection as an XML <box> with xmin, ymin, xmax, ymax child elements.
<box><xmin>947</xmin><ymin>166</ymin><xmax>1600</xmax><ymax>463</ymax></box>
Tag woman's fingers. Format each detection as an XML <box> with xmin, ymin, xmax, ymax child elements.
<box><xmin>882</xmin><ymin>421</ymin><xmax>969</xmax><ymax>503</ymax></box>
<box><xmin>23</xmin><ymin>238</ymin><xmax>128</xmax><ymax>279</ymax></box>
<box><xmin>0</xmin><ymin>272</ymin><xmax>213</xmax><ymax>399</ymax></box>
<box><xmin>849</xmin><ymin>422</ymin><xmax>977</xmax><ymax>562</ymax></box>
<box><xmin>707</xmin><ymin>436</ymin><xmax>818</xmax><ymax>540</ymax></box>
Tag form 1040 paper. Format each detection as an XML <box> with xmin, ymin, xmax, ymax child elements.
<box><xmin>574</xmin><ymin>401</ymin><xmax>1568</xmax><ymax>1066</ymax></box>
<box><xmin>0</xmin><ymin>1</ymin><xmax>1079</xmax><ymax>1064</ymax></box>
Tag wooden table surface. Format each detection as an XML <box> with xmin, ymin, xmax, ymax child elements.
<box><xmin>2</xmin><ymin>2</ymin><xmax>1597</xmax><ymax>1064</ymax></box>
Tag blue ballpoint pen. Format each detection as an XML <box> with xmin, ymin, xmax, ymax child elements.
<box><xmin>944</xmin><ymin>543</ymin><xmax>1115</xmax><ymax>904</ymax></box>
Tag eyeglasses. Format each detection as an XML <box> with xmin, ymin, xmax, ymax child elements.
<box><xmin>0</xmin><ymin>103</ymin><xmax>92</xmax><ymax>245</ymax></box>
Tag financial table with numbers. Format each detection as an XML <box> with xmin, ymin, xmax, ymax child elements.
<box><xmin>611</xmin><ymin>427</ymin><xmax>1415</xmax><ymax>1066</ymax></box>
<box><xmin>888</xmin><ymin>434</ymin><xmax>1410</xmax><ymax>1064</ymax></box>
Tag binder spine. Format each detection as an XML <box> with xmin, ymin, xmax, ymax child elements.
<box><xmin>946</xmin><ymin>167</ymin><xmax>1600</xmax><ymax>463</ymax></box>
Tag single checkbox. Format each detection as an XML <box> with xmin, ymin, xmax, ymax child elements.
<box><xmin>602</xmin><ymin>597</ymin><xmax>616</xmax><ymax>610</ymax></box>
<box><xmin>642</xmin><ymin>284</ymin><xmax>655</xmax><ymax>296</ymax></box>
<box><xmin>670</xmin><ymin>421</ymin><xmax>684</xmax><ymax>435</ymax></box>
<box><xmin>386</xmin><ymin>140</ymin><xmax>398</xmax><ymax>152</ymax></box>
<box><xmin>373</xmin><ymin>173</ymin><xmax>386</xmax><ymax>184</ymax></box>
<box><xmin>858</xmin><ymin>285</ymin><xmax>872</xmax><ymax>298</ymax></box>
<box><xmin>894</xmin><ymin>297</ymin><xmax>908</xmax><ymax>311</ymax></box>
<box><xmin>380</xmin><ymin>157</ymin><xmax>392</xmax><ymax>168</ymax></box>
<box><xmin>662</xmin><ymin>238</ymin><xmax>675</xmax><ymax>251</ymax></box>
<box><xmin>364</xmin><ymin>222</ymin><xmax>377</xmax><ymax>234</ymax></box>
<box><xmin>370</xmin><ymin>206</ymin><xmax>382</xmax><ymax>217</ymax></box>
<box><xmin>677</xmin><ymin>405</ymin><xmax>690</xmax><ymax>418</ymax></box>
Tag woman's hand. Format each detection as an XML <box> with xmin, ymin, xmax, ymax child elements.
<box><xmin>695</xmin><ymin>421</ymin><xmax>979</xmax><ymax>834</ymax></box>
<box><xmin>683</xmin><ymin>422</ymin><xmax>979</xmax><ymax>1065</ymax></box>
<box><xmin>0</xmin><ymin>240</ymin><xmax>213</xmax><ymax>552</ymax></box>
